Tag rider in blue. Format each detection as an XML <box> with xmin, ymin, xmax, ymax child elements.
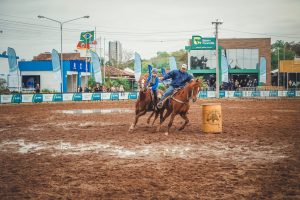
<box><xmin>146</xmin><ymin>68</ymin><xmax>159</xmax><ymax>106</ymax></box>
<box><xmin>157</xmin><ymin>64</ymin><xmax>193</xmax><ymax>108</ymax></box>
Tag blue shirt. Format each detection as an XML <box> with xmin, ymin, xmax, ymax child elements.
<box><xmin>146</xmin><ymin>75</ymin><xmax>159</xmax><ymax>91</ymax></box>
<box><xmin>162</xmin><ymin>69</ymin><xmax>193</xmax><ymax>88</ymax></box>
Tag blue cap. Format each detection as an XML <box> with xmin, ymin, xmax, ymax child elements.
<box><xmin>152</xmin><ymin>68</ymin><xmax>158</xmax><ymax>73</ymax></box>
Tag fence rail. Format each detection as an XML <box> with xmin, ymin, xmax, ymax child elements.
<box><xmin>0</xmin><ymin>90</ymin><xmax>299</xmax><ymax>104</ymax></box>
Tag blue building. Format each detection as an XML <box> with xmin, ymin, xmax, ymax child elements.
<box><xmin>19</xmin><ymin>53</ymin><xmax>91</xmax><ymax>92</ymax></box>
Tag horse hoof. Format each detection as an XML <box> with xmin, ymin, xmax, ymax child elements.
<box><xmin>164</xmin><ymin>132</ymin><xmax>169</xmax><ymax>136</ymax></box>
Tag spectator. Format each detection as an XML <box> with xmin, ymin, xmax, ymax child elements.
<box><xmin>119</xmin><ymin>84</ymin><xmax>125</xmax><ymax>94</ymax></box>
<box><xmin>77</xmin><ymin>86</ymin><xmax>82</xmax><ymax>93</ymax></box>
<box><xmin>253</xmin><ymin>79</ymin><xmax>258</xmax><ymax>87</ymax></box>
<box><xmin>94</xmin><ymin>83</ymin><xmax>102</xmax><ymax>92</ymax></box>
<box><xmin>111</xmin><ymin>85</ymin><xmax>116</xmax><ymax>92</ymax></box>
<box><xmin>84</xmin><ymin>87</ymin><xmax>89</xmax><ymax>93</ymax></box>
<box><xmin>35</xmin><ymin>84</ymin><xmax>40</xmax><ymax>93</ymax></box>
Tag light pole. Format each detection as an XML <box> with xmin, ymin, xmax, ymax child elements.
<box><xmin>38</xmin><ymin>15</ymin><xmax>89</xmax><ymax>93</ymax></box>
<box><xmin>212</xmin><ymin>19</ymin><xmax>223</xmax><ymax>98</ymax></box>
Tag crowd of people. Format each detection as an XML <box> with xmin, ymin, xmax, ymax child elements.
<box><xmin>204</xmin><ymin>76</ymin><xmax>258</xmax><ymax>91</ymax></box>
<box><xmin>76</xmin><ymin>83</ymin><xmax>125</xmax><ymax>93</ymax></box>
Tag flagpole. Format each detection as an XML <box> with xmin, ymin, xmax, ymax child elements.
<box><xmin>86</xmin><ymin>33</ymin><xmax>88</xmax><ymax>88</ymax></box>
<box><xmin>103</xmin><ymin>37</ymin><xmax>106</xmax><ymax>84</ymax></box>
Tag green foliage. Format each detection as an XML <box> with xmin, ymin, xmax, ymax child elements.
<box><xmin>271</xmin><ymin>40</ymin><xmax>297</xmax><ymax>70</ymax></box>
<box><xmin>0</xmin><ymin>78</ymin><xmax>6</xmax><ymax>90</ymax></box>
<box><xmin>41</xmin><ymin>89</ymin><xmax>58</xmax><ymax>93</ymax></box>
<box><xmin>193</xmin><ymin>76</ymin><xmax>208</xmax><ymax>89</ymax></box>
<box><xmin>110</xmin><ymin>78</ymin><xmax>130</xmax><ymax>91</ymax></box>
<box><xmin>88</xmin><ymin>76</ymin><xmax>96</xmax><ymax>88</ymax></box>
<box><xmin>157</xmin><ymin>84</ymin><xmax>166</xmax><ymax>91</ymax></box>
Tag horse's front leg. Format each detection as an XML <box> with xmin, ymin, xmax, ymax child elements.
<box><xmin>156</xmin><ymin>107</ymin><xmax>171</xmax><ymax>132</ymax></box>
<box><xmin>178</xmin><ymin>113</ymin><xmax>189</xmax><ymax>131</ymax></box>
<box><xmin>129</xmin><ymin>109</ymin><xmax>147</xmax><ymax>133</ymax></box>
<box><xmin>165</xmin><ymin>112</ymin><xmax>177</xmax><ymax>136</ymax></box>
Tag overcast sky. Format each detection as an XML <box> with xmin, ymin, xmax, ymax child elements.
<box><xmin>0</xmin><ymin>0</ymin><xmax>299</xmax><ymax>61</ymax></box>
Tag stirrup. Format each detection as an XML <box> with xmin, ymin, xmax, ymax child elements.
<box><xmin>157</xmin><ymin>102</ymin><xmax>163</xmax><ymax>109</ymax></box>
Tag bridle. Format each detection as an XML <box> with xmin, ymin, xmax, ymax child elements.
<box><xmin>171</xmin><ymin>82</ymin><xmax>200</xmax><ymax>104</ymax></box>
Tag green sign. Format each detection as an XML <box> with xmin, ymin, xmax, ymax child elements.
<box><xmin>185</xmin><ymin>36</ymin><xmax>216</xmax><ymax>50</ymax></box>
<box><xmin>192</xmin><ymin>36</ymin><xmax>216</xmax><ymax>50</ymax></box>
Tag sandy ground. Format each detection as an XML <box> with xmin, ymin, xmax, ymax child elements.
<box><xmin>0</xmin><ymin>99</ymin><xmax>299</xmax><ymax>199</ymax></box>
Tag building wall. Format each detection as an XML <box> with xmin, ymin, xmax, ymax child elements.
<box><xmin>21</xmin><ymin>71</ymin><xmax>60</xmax><ymax>92</ymax></box>
<box><xmin>109</xmin><ymin>41</ymin><xmax>122</xmax><ymax>63</ymax></box>
<box><xmin>219</xmin><ymin>38</ymin><xmax>271</xmax><ymax>85</ymax></box>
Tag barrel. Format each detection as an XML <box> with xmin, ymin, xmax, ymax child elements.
<box><xmin>202</xmin><ymin>103</ymin><xmax>222</xmax><ymax>133</ymax></box>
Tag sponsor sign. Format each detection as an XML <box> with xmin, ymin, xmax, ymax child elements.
<box><xmin>22</xmin><ymin>94</ymin><xmax>34</xmax><ymax>103</ymax></box>
<box><xmin>73</xmin><ymin>93</ymin><xmax>82</xmax><ymax>101</ymax></box>
<box><xmin>33</xmin><ymin>94</ymin><xmax>43</xmax><ymax>103</ymax></box>
<box><xmin>63</xmin><ymin>93</ymin><xmax>73</xmax><ymax>101</ymax></box>
<box><xmin>82</xmin><ymin>93</ymin><xmax>93</xmax><ymax>101</ymax></box>
<box><xmin>53</xmin><ymin>94</ymin><xmax>63</xmax><ymax>102</ymax></box>
<box><xmin>43</xmin><ymin>94</ymin><xmax>54</xmax><ymax>102</ymax></box>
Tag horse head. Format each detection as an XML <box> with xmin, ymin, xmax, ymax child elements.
<box><xmin>138</xmin><ymin>75</ymin><xmax>148</xmax><ymax>92</ymax></box>
<box><xmin>189</xmin><ymin>79</ymin><xmax>202</xmax><ymax>102</ymax></box>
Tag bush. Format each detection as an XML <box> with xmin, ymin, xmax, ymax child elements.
<box><xmin>88</xmin><ymin>77</ymin><xmax>96</xmax><ymax>88</ymax></box>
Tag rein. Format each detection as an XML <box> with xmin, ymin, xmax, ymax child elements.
<box><xmin>171</xmin><ymin>85</ymin><xmax>195</xmax><ymax>104</ymax></box>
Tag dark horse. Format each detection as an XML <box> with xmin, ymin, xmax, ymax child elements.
<box><xmin>157</xmin><ymin>79</ymin><xmax>202</xmax><ymax>135</ymax></box>
<box><xmin>128</xmin><ymin>76</ymin><xmax>162</xmax><ymax>133</ymax></box>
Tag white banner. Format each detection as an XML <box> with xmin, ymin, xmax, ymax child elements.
<box><xmin>22</xmin><ymin>94</ymin><xmax>33</xmax><ymax>103</ymax></box>
<box><xmin>43</xmin><ymin>94</ymin><xmax>54</xmax><ymax>102</ymax></box>
<box><xmin>0</xmin><ymin>95</ymin><xmax>12</xmax><ymax>103</ymax></box>
<box><xmin>296</xmin><ymin>91</ymin><xmax>300</xmax><ymax>97</ymax></box>
<box><xmin>260</xmin><ymin>91</ymin><xmax>270</xmax><ymax>97</ymax></box>
<box><xmin>119</xmin><ymin>92</ymin><xmax>129</xmax><ymax>100</ymax></box>
<box><xmin>278</xmin><ymin>91</ymin><xmax>287</xmax><ymax>97</ymax></box>
<box><xmin>101</xmin><ymin>93</ymin><xmax>111</xmax><ymax>100</ymax></box>
<box><xmin>243</xmin><ymin>91</ymin><xmax>252</xmax><ymax>97</ymax></box>
<box><xmin>82</xmin><ymin>93</ymin><xmax>93</xmax><ymax>101</ymax></box>
<box><xmin>63</xmin><ymin>93</ymin><xmax>73</xmax><ymax>101</ymax></box>
<box><xmin>226</xmin><ymin>91</ymin><xmax>235</xmax><ymax>98</ymax></box>
<box><xmin>207</xmin><ymin>91</ymin><xmax>216</xmax><ymax>98</ymax></box>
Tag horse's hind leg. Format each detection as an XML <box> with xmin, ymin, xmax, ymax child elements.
<box><xmin>165</xmin><ymin>112</ymin><xmax>176</xmax><ymax>136</ymax></box>
<box><xmin>178</xmin><ymin>113</ymin><xmax>189</xmax><ymax>131</ymax></box>
<box><xmin>151</xmin><ymin>111</ymin><xmax>160</xmax><ymax>127</ymax></box>
<box><xmin>129</xmin><ymin>109</ymin><xmax>147</xmax><ymax>132</ymax></box>
<box><xmin>147</xmin><ymin>111</ymin><xmax>155</xmax><ymax>125</ymax></box>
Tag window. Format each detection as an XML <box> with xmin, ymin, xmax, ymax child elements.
<box><xmin>190</xmin><ymin>50</ymin><xmax>216</xmax><ymax>70</ymax></box>
<box><xmin>224</xmin><ymin>48</ymin><xmax>259</xmax><ymax>69</ymax></box>
<box><xmin>22</xmin><ymin>75</ymin><xmax>40</xmax><ymax>88</ymax></box>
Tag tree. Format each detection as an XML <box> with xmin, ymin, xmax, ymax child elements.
<box><xmin>271</xmin><ymin>40</ymin><xmax>296</xmax><ymax>70</ymax></box>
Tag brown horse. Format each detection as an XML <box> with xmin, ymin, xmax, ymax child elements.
<box><xmin>128</xmin><ymin>76</ymin><xmax>161</xmax><ymax>133</ymax></box>
<box><xmin>157</xmin><ymin>79</ymin><xmax>202</xmax><ymax>135</ymax></box>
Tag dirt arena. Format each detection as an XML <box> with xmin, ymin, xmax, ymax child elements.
<box><xmin>0</xmin><ymin>99</ymin><xmax>299</xmax><ymax>199</ymax></box>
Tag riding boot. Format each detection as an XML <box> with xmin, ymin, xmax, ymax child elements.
<box><xmin>153</xmin><ymin>90</ymin><xmax>158</xmax><ymax>109</ymax></box>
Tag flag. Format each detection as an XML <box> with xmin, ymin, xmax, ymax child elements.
<box><xmin>134</xmin><ymin>52</ymin><xmax>141</xmax><ymax>82</ymax></box>
<box><xmin>169</xmin><ymin>57</ymin><xmax>177</xmax><ymax>71</ymax></box>
<box><xmin>148</xmin><ymin>64</ymin><xmax>152</xmax><ymax>75</ymax></box>
<box><xmin>91</xmin><ymin>51</ymin><xmax>102</xmax><ymax>84</ymax></box>
<box><xmin>221</xmin><ymin>55</ymin><xmax>229</xmax><ymax>83</ymax></box>
<box><xmin>7</xmin><ymin>47</ymin><xmax>18</xmax><ymax>73</ymax></box>
<box><xmin>76</xmin><ymin>41</ymin><xmax>90</xmax><ymax>49</ymax></box>
<box><xmin>80</xmin><ymin>31</ymin><xmax>94</xmax><ymax>43</ymax></box>
<box><xmin>259</xmin><ymin>57</ymin><xmax>266</xmax><ymax>84</ymax></box>
<box><xmin>51</xmin><ymin>49</ymin><xmax>62</xmax><ymax>86</ymax></box>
